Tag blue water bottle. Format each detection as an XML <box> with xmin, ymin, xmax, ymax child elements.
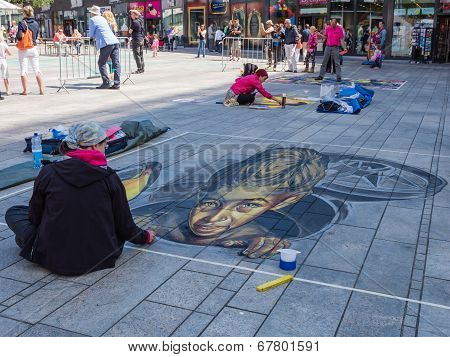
<box><xmin>31</xmin><ymin>133</ymin><xmax>43</xmax><ymax>169</ymax></box>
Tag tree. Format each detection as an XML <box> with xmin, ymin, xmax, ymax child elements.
<box><xmin>9</xmin><ymin>0</ymin><xmax>55</xmax><ymax>9</ymax></box>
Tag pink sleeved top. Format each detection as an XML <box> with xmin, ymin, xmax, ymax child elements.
<box><xmin>230</xmin><ymin>74</ymin><xmax>273</xmax><ymax>99</ymax></box>
<box><xmin>307</xmin><ymin>32</ymin><xmax>318</xmax><ymax>49</ymax></box>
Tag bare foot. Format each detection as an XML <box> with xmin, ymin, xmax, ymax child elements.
<box><xmin>20</xmin><ymin>92</ymin><xmax>27</xmax><ymax>96</ymax></box>
<box><xmin>39</xmin><ymin>91</ymin><xmax>45</xmax><ymax>95</ymax></box>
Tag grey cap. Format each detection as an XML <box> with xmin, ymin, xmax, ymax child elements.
<box><xmin>63</xmin><ymin>121</ymin><xmax>107</xmax><ymax>149</ymax></box>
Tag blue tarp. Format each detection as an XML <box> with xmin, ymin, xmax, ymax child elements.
<box><xmin>317</xmin><ymin>84</ymin><xmax>374</xmax><ymax>115</ymax></box>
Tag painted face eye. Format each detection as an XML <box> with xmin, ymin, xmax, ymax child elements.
<box><xmin>236</xmin><ymin>202</ymin><xmax>263</xmax><ymax>212</ymax></box>
<box><xmin>199</xmin><ymin>200</ymin><xmax>219</xmax><ymax>210</ymax></box>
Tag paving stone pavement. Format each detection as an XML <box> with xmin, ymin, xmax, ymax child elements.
<box><xmin>0</xmin><ymin>49</ymin><xmax>449</xmax><ymax>337</ymax></box>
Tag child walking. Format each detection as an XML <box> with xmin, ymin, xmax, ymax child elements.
<box><xmin>151</xmin><ymin>34</ymin><xmax>159</xmax><ymax>57</ymax></box>
<box><xmin>0</xmin><ymin>31</ymin><xmax>11</xmax><ymax>95</ymax></box>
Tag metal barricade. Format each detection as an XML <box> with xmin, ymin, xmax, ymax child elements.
<box><xmin>57</xmin><ymin>36</ymin><xmax>136</xmax><ymax>93</ymax></box>
<box><xmin>221</xmin><ymin>37</ymin><xmax>286</xmax><ymax>72</ymax></box>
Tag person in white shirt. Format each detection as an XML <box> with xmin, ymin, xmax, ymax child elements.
<box><xmin>214</xmin><ymin>27</ymin><xmax>225</xmax><ymax>53</ymax></box>
<box><xmin>0</xmin><ymin>31</ymin><xmax>12</xmax><ymax>95</ymax></box>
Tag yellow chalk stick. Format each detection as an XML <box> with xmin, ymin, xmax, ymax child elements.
<box><xmin>256</xmin><ymin>275</ymin><xmax>294</xmax><ymax>292</ymax></box>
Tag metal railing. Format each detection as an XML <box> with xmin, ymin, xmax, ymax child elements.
<box><xmin>52</xmin><ymin>37</ymin><xmax>136</xmax><ymax>93</ymax></box>
<box><xmin>221</xmin><ymin>37</ymin><xmax>287</xmax><ymax>72</ymax></box>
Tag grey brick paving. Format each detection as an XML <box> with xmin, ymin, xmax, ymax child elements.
<box><xmin>0</xmin><ymin>54</ymin><xmax>449</xmax><ymax>337</ymax></box>
<box><xmin>104</xmin><ymin>301</ymin><xmax>191</xmax><ymax>337</ymax></box>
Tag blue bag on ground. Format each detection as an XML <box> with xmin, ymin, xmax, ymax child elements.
<box><xmin>317</xmin><ymin>84</ymin><xmax>374</xmax><ymax>114</ymax></box>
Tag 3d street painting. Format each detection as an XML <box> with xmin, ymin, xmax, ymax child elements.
<box><xmin>122</xmin><ymin>146</ymin><xmax>446</xmax><ymax>259</ymax></box>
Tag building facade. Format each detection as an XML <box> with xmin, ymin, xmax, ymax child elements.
<box><xmin>9</xmin><ymin>0</ymin><xmax>446</xmax><ymax>61</ymax></box>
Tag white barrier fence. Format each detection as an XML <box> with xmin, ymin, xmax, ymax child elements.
<box><xmin>221</xmin><ymin>37</ymin><xmax>287</xmax><ymax>72</ymax></box>
<box><xmin>37</xmin><ymin>37</ymin><xmax>136</xmax><ymax>93</ymax></box>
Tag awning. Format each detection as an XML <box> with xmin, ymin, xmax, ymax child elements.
<box><xmin>0</xmin><ymin>0</ymin><xmax>21</xmax><ymax>11</ymax></box>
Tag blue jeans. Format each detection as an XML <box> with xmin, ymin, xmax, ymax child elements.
<box><xmin>197</xmin><ymin>39</ymin><xmax>206</xmax><ymax>57</ymax></box>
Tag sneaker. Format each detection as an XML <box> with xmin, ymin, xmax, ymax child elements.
<box><xmin>314</xmin><ymin>76</ymin><xmax>323</xmax><ymax>81</ymax></box>
<box><xmin>293</xmin><ymin>70</ymin><xmax>298</xmax><ymax>73</ymax></box>
<box><xmin>109</xmin><ymin>84</ymin><xmax>120</xmax><ymax>90</ymax></box>
<box><xmin>286</xmin><ymin>70</ymin><xmax>293</xmax><ymax>73</ymax></box>
<box><xmin>336</xmin><ymin>78</ymin><xmax>342</xmax><ymax>82</ymax></box>
<box><xmin>96</xmin><ymin>84</ymin><xmax>110</xmax><ymax>89</ymax></box>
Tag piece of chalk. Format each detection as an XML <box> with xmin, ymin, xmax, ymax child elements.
<box><xmin>256</xmin><ymin>275</ymin><xmax>294</xmax><ymax>292</ymax></box>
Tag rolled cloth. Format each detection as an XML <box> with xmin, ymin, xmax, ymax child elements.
<box><xmin>63</xmin><ymin>122</ymin><xmax>107</xmax><ymax>149</ymax></box>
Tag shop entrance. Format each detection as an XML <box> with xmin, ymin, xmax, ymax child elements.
<box><xmin>435</xmin><ymin>16</ymin><xmax>450</xmax><ymax>63</ymax></box>
<box><xmin>298</xmin><ymin>16</ymin><xmax>326</xmax><ymax>31</ymax></box>
<box><xmin>147</xmin><ymin>19</ymin><xmax>161</xmax><ymax>36</ymax></box>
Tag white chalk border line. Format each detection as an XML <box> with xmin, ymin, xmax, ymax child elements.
<box><xmin>126</xmin><ymin>245</ymin><xmax>450</xmax><ymax>312</ymax></box>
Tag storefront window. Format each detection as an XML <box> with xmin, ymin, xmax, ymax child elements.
<box><xmin>113</xmin><ymin>3</ymin><xmax>129</xmax><ymax>38</ymax></box>
<box><xmin>392</xmin><ymin>0</ymin><xmax>435</xmax><ymax>57</ymax></box>
<box><xmin>269</xmin><ymin>0</ymin><xmax>296</xmax><ymax>25</ymax></box>
<box><xmin>356</xmin><ymin>0</ymin><xmax>383</xmax><ymax>54</ymax></box>
<box><xmin>330</xmin><ymin>0</ymin><xmax>354</xmax><ymax>32</ymax></box>
<box><xmin>298</xmin><ymin>0</ymin><xmax>328</xmax><ymax>31</ymax></box>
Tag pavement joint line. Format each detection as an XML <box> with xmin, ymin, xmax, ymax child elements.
<box><xmin>0</xmin><ymin>131</ymin><xmax>190</xmax><ymax>202</ymax></box>
<box><xmin>125</xmin><ymin>244</ymin><xmax>450</xmax><ymax>312</ymax></box>
<box><xmin>188</xmin><ymin>131</ymin><xmax>450</xmax><ymax>159</ymax></box>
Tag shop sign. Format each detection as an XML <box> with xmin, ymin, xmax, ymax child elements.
<box><xmin>145</xmin><ymin>1</ymin><xmax>162</xmax><ymax>19</ymax></box>
<box><xmin>70</xmin><ymin>0</ymin><xmax>82</xmax><ymax>8</ymax></box>
<box><xmin>100</xmin><ymin>6</ymin><xmax>112</xmax><ymax>14</ymax></box>
<box><xmin>210</xmin><ymin>0</ymin><xmax>228</xmax><ymax>15</ymax></box>
<box><xmin>394</xmin><ymin>8</ymin><xmax>406</xmax><ymax>16</ymax></box>
<box><xmin>441</xmin><ymin>0</ymin><xmax>450</xmax><ymax>11</ymax></box>
<box><xmin>421</xmin><ymin>8</ymin><xmax>435</xmax><ymax>15</ymax></box>
<box><xmin>299</xmin><ymin>0</ymin><xmax>328</xmax><ymax>5</ymax></box>
<box><xmin>129</xmin><ymin>2</ymin><xmax>161</xmax><ymax>19</ymax></box>
<box><xmin>407</xmin><ymin>8</ymin><xmax>421</xmax><ymax>16</ymax></box>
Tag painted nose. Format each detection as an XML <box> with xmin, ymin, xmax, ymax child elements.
<box><xmin>207</xmin><ymin>211</ymin><xmax>232</xmax><ymax>227</ymax></box>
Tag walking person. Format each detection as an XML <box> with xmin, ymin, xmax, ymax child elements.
<box><xmin>315</xmin><ymin>18</ymin><xmax>347</xmax><ymax>82</ymax></box>
<box><xmin>196</xmin><ymin>24</ymin><xmax>206</xmax><ymax>58</ymax></box>
<box><xmin>16</xmin><ymin>5</ymin><xmax>44</xmax><ymax>95</ymax></box>
<box><xmin>282</xmin><ymin>19</ymin><xmax>299</xmax><ymax>73</ymax></box>
<box><xmin>303</xmin><ymin>26</ymin><xmax>318</xmax><ymax>73</ymax></box>
<box><xmin>167</xmin><ymin>25</ymin><xmax>176</xmax><ymax>52</ymax></box>
<box><xmin>295</xmin><ymin>25</ymin><xmax>303</xmax><ymax>65</ymax></box>
<box><xmin>5</xmin><ymin>122</ymin><xmax>156</xmax><ymax>276</ymax></box>
<box><xmin>88</xmin><ymin>5</ymin><xmax>120</xmax><ymax>90</ymax></box>
<box><xmin>129</xmin><ymin>9</ymin><xmax>145</xmax><ymax>73</ymax></box>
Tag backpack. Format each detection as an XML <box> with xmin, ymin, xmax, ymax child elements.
<box><xmin>17</xmin><ymin>21</ymin><xmax>34</xmax><ymax>50</ymax></box>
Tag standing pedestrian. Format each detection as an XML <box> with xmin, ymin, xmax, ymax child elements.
<box><xmin>53</xmin><ymin>27</ymin><xmax>67</xmax><ymax>57</ymax></box>
<box><xmin>375</xmin><ymin>20</ymin><xmax>387</xmax><ymax>53</ymax></box>
<box><xmin>207</xmin><ymin>22</ymin><xmax>216</xmax><ymax>52</ymax></box>
<box><xmin>8</xmin><ymin>21</ymin><xmax>18</xmax><ymax>44</ymax></box>
<box><xmin>16</xmin><ymin>5</ymin><xmax>44</xmax><ymax>95</ymax></box>
<box><xmin>228</xmin><ymin>20</ymin><xmax>242</xmax><ymax>61</ymax></box>
<box><xmin>282</xmin><ymin>19</ymin><xmax>299</xmax><ymax>73</ymax></box>
<box><xmin>260</xmin><ymin>20</ymin><xmax>274</xmax><ymax>69</ymax></box>
<box><xmin>151</xmin><ymin>34</ymin><xmax>159</xmax><ymax>56</ymax></box>
<box><xmin>272</xmin><ymin>24</ymin><xmax>282</xmax><ymax>71</ymax></box>
<box><xmin>214</xmin><ymin>26</ymin><xmax>225</xmax><ymax>53</ymax></box>
<box><xmin>196</xmin><ymin>24</ymin><xmax>206</xmax><ymax>58</ymax></box>
<box><xmin>0</xmin><ymin>31</ymin><xmax>12</xmax><ymax>95</ymax></box>
<box><xmin>167</xmin><ymin>25</ymin><xmax>175</xmax><ymax>52</ymax></box>
<box><xmin>129</xmin><ymin>9</ymin><xmax>145</xmax><ymax>73</ymax></box>
<box><xmin>303</xmin><ymin>26</ymin><xmax>318</xmax><ymax>73</ymax></box>
<box><xmin>295</xmin><ymin>25</ymin><xmax>303</xmax><ymax>65</ymax></box>
<box><xmin>315</xmin><ymin>18</ymin><xmax>346</xmax><ymax>82</ymax></box>
<box><xmin>71</xmin><ymin>28</ymin><xmax>82</xmax><ymax>56</ymax></box>
<box><xmin>88</xmin><ymin>5</ymin><xmax>121</xmax><ymax>90</ymax></box>
<box><xmin>302</xmin><ymin>24</ymin><xmax>310</xmax><ymax>63</ymax></box>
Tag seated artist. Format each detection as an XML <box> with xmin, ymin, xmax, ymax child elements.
<box><xmin>5</xmin><ymin>122</ymin><xmax>155</xmax><ymax>276</ymax></box>
<box><xmin>224</xmin><ymin>69</ymin><xmax>282</xmax><ymax>107</ymax></box>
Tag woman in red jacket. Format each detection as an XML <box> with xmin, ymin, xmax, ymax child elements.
<box><xmin>5</xmin><ymin>122</ymin><xmax>155</xmax><ymax>276</ymax></box>
<box><xmin>224</xmin><ymin>69</ymin><xmax>282</xmax><ymax>107</ymax></box>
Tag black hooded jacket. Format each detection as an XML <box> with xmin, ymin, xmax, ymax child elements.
<box><xmin>25</xmin><ymin>158</ymin><xmax>148</xmax><ymax>276</ymax></box>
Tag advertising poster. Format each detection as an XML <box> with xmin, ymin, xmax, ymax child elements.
<box><xmin>145</xmin><ymin>1</ymin><xmax>162</xmax><ymax>19</ymax></box>
<box><xmin>129</xmin><ymin>2</ymin><xmax>146</xmax><ymax>17</ymax></box>
<box><xmin>210</xmin><ymin>0</ymin><xmax>228</xmax><ymax>15</ymax></box>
